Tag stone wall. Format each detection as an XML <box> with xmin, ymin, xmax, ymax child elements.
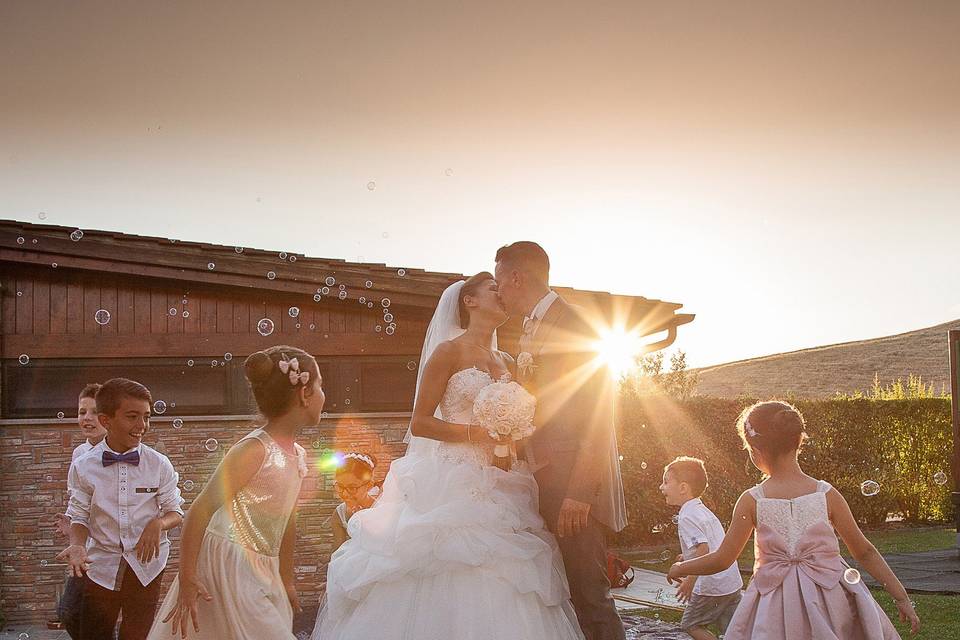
<box><xmin>0</xmin><ymin>413</ymin><xmax>411</xmax><ymax>625</ymax></box>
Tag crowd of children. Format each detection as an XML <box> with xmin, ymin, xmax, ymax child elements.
<box><xmin>50</xmin><ymin>349</ymin><xmax>920</xmax><ymax>639</ymax></box>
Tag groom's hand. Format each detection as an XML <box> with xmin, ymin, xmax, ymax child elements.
<box><xmin>556</xmin><ymin>498</ymin><xmax>590</xmax><ymax>537</ymax></box>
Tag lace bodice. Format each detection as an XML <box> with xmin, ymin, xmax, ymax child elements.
<box><xmin>435</xmin><ymin>367</ymin><xmax>504</xmax><ymax>467</ymax></box>
<box><xmin>750</xmin><ymin>480</ymin><xmax>833</xmax><ymax>557</ymax></box>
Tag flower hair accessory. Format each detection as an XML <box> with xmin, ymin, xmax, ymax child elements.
<box><xmin>744</xmin><ymin>417</ymin><xmax>760</xmax><ymax>438</ymax></box>
<box><xmin>278</xmin><ymin>356</ymin><xmax>310</xmax><ymax>386</ymax></box>
<box><xmin>343</xmin><ymin>452</ymin><xmax>375</xmax><ymax>469</ymax></box>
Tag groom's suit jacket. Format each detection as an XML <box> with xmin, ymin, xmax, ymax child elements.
<box><xmin>520</xmin><ymin>295</ymin><xmax>627</xmax><ymax>532</ymax></box>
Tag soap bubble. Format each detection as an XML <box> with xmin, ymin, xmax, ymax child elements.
<box><xmin>153</xmin><ymin>400</ymin><xmax>167</xmax><ymax>415</ymax></box>
<box><xmin>16</xmin><ymin>236</ymin><xmax>25</xmax><ymax>244</ymax></box>
<box><xmin>375</xmin><ymin>325</ymin><xmax>382</xmax><ymax>332</ymax></box>
<box><xmin>211</xmin><ymin>360</ymin><xmax>218</xmax><ymax>367</ymax></box>
<box><xmin>289</xmin><ymin>255</ymin><xmax>297</xmax><ymax>263</ymax></box>
<box><xmin>187</xmin><ymin>359</ymin><xmax>194</xmax><ymax>367</ymax></box>
<box><xmin>182</xmin><ymin>310</ymin><xmax>190</xmax><ymax>319</ymax></box>
<box><xmin>843</xmin><ymin>568</ymin><xmax>861</xmax><ymax>584</ymax></box>
<box><xmin>182</xmin><ymin>298</ymin><xmax>188</xmax><ymax>305</ymax></box>
<box><xmin>223</xmin><ymin>352</ymin><xmax>232</xmax><ymax>361</ymax></box>
<box><xmin>671</xmin><ymin>514</ymin><xmax>679</xmax><ymax>525</ymax></box>
<box><xmin>266</xmin><ymin>271</ymin><xmax>277</xmax><ymax>280</ymax></box>
<box><xmin>383</xmin><ymin>312</ymin><xmax>394</xmax><ymax>323</ymax></box>
<box><xmin>207</xmin><ymin>262</ymin><xmax>215</xmax><ymax>270</ymax></box>
<box><xmin>934</xmin><ymin>471</ymin><xmax>949</xmax><ymax>486</ymax></box>
<box><xmin>168</xmin><ymin>308</ymin><xmax>177</xmax><ymax>316</ymax></box>
<box><xmin>365</xmin><ymin>280</ymin><xmax>373</xmax><ymax>288</ymax></box>
<box><xmin>257</xmin><ymin>318</ymin><xmax>275</xmax><ymax>336</ymax></box>
<box><xmin>70</xmin><ymin>229</ymin><xmax>84</xmax><ymax>241</ymax></box>
<box><xmin>651</xmin><ymin>524</ymin><xmax>665</xmax><ymax>534</ymax></box>
<box><xmin>367</xmin><ymin>301</ymin><xmax>374</xmax><ymax>308</ymax></box>
<box><xmin>234</xmin><ymin>247</ymin><xmax>244</xmax><ymax>254</ymax></box>
<box><xmin>407</xmin><ymin>361</ymin><xmax>417</xmax><ymax>371</ymax></box>
<box><xmin>325</xmin><ymin>276</ymin><xmax>336</xmax><ymax>286</ymax></box>
<box><xmin>640</xmin><ymin>461</ymin><xmax>648</xmax><ymax>470</ymax></box>
<box><xmin>321</xmin><ymin>287</ymin><xmax>330</xmax><ymax>295</ymax></box>
<box><xmin>204</xmin><ymin>438</ymin><xmax>219</xmax><ymax>452</ymax></box>
<box><xmin>860</xmin><ymin>480</ymin><xmax>880</xmax><ymax>497</ymax></box>
<box><xmin>366</xmin><ymin>181</ymin><xmax>376</xmax><ymax>191</ymax></box>
<box><xmin>344</xmin><ymin>399</ymin><xmax>351</xmax><ymax>405</ymax></box>
<box><xmin>359</xmin><ymin>297</ymin><xmax>366</xmax><ymax>304</ymax></box>
<box><xmin>288</xmin><ymin>306</ymin><xmax>300</xmax><ymax>318</ymax></box>
<box><xmin>381</xmin><ymin>298</ymin><xmax>391</xmax><ymax>308</ymax></box>
<box><xmin>94</xmin><ymin>309</ymin><xmax>111</xmax><ymax>325</ymax></box>
<box><xmin>314</xmin><ymin>293</ymin><xmax>322</xmax><ymax>302</ymax></box>
<box><xmin>57</xmin><ymin>411</ymin><xmax>65</xmax><ymax>419</ymax></box>
<box><xmin>659</xmin><ymin>549</ymin><xmax>672</xmax><ymax>562</ymax></box>
<box><xmin>51</xmin><ymin>263</ymin><xmax>57</xmax><ymax>268</ymax></box>
<box><xmin>41</xmin><ymin>558</ymin><xmax>48</xmax><ymax>566</ymax></box>
<box><xmin>338</xmin><ymin>291</ymin><xmax>347</xmax><ymax>300</ymax></box>
<box><xmin>309</xmin><ymin>323</ymin><xmax>316</xmax><ymax>330</ymax></box>
<box><xmin>172</xmin><ymin>419</ymin><xmax>183</xmax><ymax>429</ymax></box>
<box><xmin>385</xmin><ymin>325</ymin><xmax>396</xmax><ymax>335</ymax></box>
<box><xmin>444</xmin><ymin>168</ymin><xmax>453</xmax><ymax>176</ymax></box>
<box><xmin>339</xmin><ymin>284</ymin><xmax>346</xmax><ymax>290</ymax></box>
<box><xmin>279</xmin><ymin>252</ymin><xmax>287</xmax><ymax>260</ymax></box>
<box><xmin>397</xmin><ymin>269</ymin><xmax>406</xmax><ymax>277</ymax></box>
<box><xmin>183</xmin><ymin>479</ymin><xmax>195</xmax><ymax>491</ymax></box>
<box><xmin>18</xmin><ymin>354</ymin><xmax>29</xmax><ymax>365</ymax></box>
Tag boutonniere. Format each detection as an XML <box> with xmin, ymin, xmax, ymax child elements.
<box><xmin>517</xmin><ymin>351</ymin><xmax>538</xmax><ymax>379</ymax></box>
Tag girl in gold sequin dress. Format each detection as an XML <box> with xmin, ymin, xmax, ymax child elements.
<box><xmin>148</xmin><ymin>346</ymin><xmax>324</xmax><ymax>640</ymax></box>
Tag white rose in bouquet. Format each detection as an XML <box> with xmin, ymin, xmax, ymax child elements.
<box><xmin>472</xmin><ymin>380</ymin><xmax>537</xmax><ymax>460</ymax></box>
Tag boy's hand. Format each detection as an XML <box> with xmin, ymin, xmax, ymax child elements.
<box><xmin>675</xmin><ymin>576</ymin><xmax>695</xmax><ymax>603</ymax></box>
<box><xmin>134</xmin><ymin>517</ymin><xmax>163</xmax><ymax>564</ymax></box>
<box><xmin>666</xmin><ymin>562</ymin><xmax>684</xmax><ymax>585</ymax></box>
<box><xmin>54</xmin><ymin>513</ymin><xmax>72</xmax><ymax>539</ymax></box>
<box><xmin>56</xmin><ymin>544</ymin><xmax>89</xmax><ymax>578</ymax></box>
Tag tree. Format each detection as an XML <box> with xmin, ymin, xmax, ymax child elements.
<box><xmin>622</xmin><ymin>350</ymin><xmax>700</xmax><ymax>400</ymax></box>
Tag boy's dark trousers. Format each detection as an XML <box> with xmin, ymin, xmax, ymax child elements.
<box><xmin>78</xmin><ymin>566</ymin><xmax>164</xmax><ymax>640</ymax></box>
<box><xmin>58</xmin><ymin>575</ymin><xmax>85</xmax><ymax>638</ymax></box>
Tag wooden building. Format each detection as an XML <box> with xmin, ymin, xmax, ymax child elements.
<box><xmin>1</xmin><ymin>219</ymin><xmax>692</xmax><ymax>419</ymax></box>
<box><xmin>0</xmin><ymin>219</ymin><xmax>693</xmax><ymax>624</ymax></box>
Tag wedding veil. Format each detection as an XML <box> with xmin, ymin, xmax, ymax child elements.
<box><xmin>404</xmin><ymin>279</ymin><xmax>497</xmax><ymax>457</ymax></box>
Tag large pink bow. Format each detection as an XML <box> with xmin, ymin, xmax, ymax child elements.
<box><xmin>751</xmin><ymin>521</ymin><xmax>844</xmax><ymax>595</ymax></box>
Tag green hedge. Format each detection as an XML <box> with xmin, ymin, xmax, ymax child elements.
<box><xmin>613</xmin><ymin>396</ymin><xmax>954</xmax><ymax>546</ymax></box>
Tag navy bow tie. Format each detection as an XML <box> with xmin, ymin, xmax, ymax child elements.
<box><xmin>102</xmin><ymin>450</ymin><xmax>140</xmax><ymax>467</ymax></box>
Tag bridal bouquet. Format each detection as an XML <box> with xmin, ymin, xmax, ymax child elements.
<box><xmin>472</xmin><ymin>380</ymin><xmax>537</xmax><ymax>467</ymax></box>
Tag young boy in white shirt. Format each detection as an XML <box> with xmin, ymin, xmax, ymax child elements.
<box><xmin>54</xmin><ymin>383</ymin><xmax>107</xmax><ymax>637</ymax></box>
<box><xmin>660</xmin><ymin>456</ymin><xmax>743</xmax><ymax>640</ymax></box>
<box><xmin>58</xmin><ymin>378</ymin><xmax>184</xmax><ymax>640</ymax></box>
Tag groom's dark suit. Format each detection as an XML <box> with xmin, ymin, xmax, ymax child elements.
<box><xmin>519</xmin><ymin>294</ymin><xmax>627</xmax><ymax>640</ymax></box>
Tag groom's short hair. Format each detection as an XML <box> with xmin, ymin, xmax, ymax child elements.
<box><xmin>495</xmin><ymin>241</ymin><xmax>550</xmax><ymax>285</ymax></box>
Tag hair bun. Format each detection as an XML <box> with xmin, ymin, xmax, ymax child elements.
<box><xmin>244</xmin><ymin>350</ymin><xmax>275</xmax><ymax>386</ymax></box>
<box><xmin>773</xmin><ymin>408</ymin><xmax>805</xmax><ymax>434</ymax></box>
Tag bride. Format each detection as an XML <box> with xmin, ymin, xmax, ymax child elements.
<box><xmin>312</xmin><ymin>272</ymin><xmax>584</xmax><ymax>640</ymax></box>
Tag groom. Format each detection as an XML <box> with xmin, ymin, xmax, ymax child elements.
<box><xmin>495</xmin><ymin>241</ymin><xmax>628</xmax><ymax>640</ymax></box>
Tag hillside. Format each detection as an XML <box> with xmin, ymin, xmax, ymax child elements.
<box><xmin>694</xmin><ymin>319</ymin><xmax>960</xmax><ymax>399</ymax></box>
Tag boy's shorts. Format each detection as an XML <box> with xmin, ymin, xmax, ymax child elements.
<box><xmin>680</xmin><ymin>590</ymin><xmax>742</xmax><ymax>632</ymax></box>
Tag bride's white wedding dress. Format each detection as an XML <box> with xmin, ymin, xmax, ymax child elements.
<box><xmin>313</xmin><ymin>367</ymin><xmax>584</xmax><ymax>640</ymax></box>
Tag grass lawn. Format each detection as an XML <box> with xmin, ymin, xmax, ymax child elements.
<box><xmin>616</xmin><ymin>526</ymin><xmax>960</xmax><ymax>639</ymax></box>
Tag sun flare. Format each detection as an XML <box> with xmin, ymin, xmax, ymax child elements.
<box><xmin>593</xmin><ymin>326</ymin><xmax>643</xmax><ymax>379</ymax></box>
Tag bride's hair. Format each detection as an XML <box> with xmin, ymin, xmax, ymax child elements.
<box><xmin>457</xmin><ymin>271</ymin><xmax>494</xmax><ymax>329</ymax></box>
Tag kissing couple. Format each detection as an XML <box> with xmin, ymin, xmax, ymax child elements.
<box><xmin>313</xmin><ymin>241</ymin><xmax>628</xmax><ymax>640</ymax></box>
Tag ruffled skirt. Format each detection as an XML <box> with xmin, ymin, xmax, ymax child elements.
<box><xmin>313</xmin><ymin>451</ymin><xmax>583</xmax><ymax>640</ymax></box>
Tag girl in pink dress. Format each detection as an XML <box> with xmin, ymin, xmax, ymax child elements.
<box><xmin>667</xmin><ymin>401</ymin><xmax>920</xmax><ymax>639</ymax></box>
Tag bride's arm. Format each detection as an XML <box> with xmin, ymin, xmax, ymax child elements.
<box><xmin>409</xmin><ymin>343</ymin><xmax>498</xmax><ymax>444</ymax></box>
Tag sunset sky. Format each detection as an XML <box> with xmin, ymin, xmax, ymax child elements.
<box><xmin>2</xmin><ymin>1</ymin><xmax>958</xmax><ymax>368</ymax></box>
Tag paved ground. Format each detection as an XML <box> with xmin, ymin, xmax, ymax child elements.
<box><xmin>850</xmin><ymin>548</ymin><xmax>960</xmax><ymax>594</ymax></box>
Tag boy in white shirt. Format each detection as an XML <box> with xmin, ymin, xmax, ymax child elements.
<box><xmin>58</xmin><ymin>378</ymin><xmax>184</xmax><ymax>640</ymax></box>
<box><xmin>660</xmin><ymin>457</ymin><xmax>743</xmax><ymax>640</ymax></box>
<box><xmin>54</xmin><ymin>383</ymin><xmax>107</xmax><ymax>637</ymax></box>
